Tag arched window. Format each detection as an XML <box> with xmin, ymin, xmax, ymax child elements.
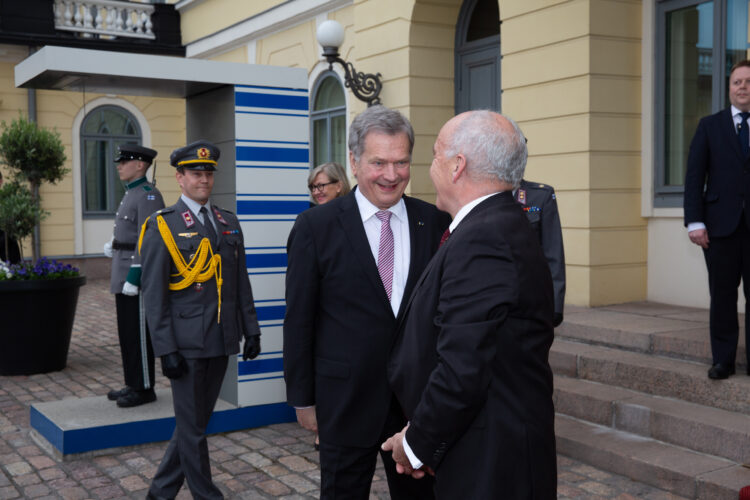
<box><xmin>310</xmin><ymin>73</ymin><xmax>346</xmax><ymax>168</ymax></box>
<box><xmin>81</xmin><ymin>106</ymin><xmax>141</xmax><ymax>216</ymax></box>
<box><xmin>455</xmin><ymin>0</ymin><xmax>501</xmax><ymax>113</ymax></box>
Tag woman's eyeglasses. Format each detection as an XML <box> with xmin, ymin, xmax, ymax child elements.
<box><xmin>309</xmin><ymin>181</ymin><xmax>338</xmax><ymax>192</ymax></box>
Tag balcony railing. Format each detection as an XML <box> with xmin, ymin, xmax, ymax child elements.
<box><xmin>54</xmin><ymin>0</ymin><xmax>155</xmax><ymax>40</ymax></box>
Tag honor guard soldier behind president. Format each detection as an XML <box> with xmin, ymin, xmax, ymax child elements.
<box><xmin>139</xmin><ymin>140</ymin><xmax>261</xmax><ymax>500</ymax></box>
<box><xmin>104</xmin><ymin>144</ymin><xmax>164</xmax><ymax>407</ymax></box>
<box><xmin>515</xmin><ymin>179</ymin><xmax>566</xmax><ymax>327</ymax></box>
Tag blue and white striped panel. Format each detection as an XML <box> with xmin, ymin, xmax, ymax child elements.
<box><xmin>234</xmin><ymin>84</ymin><xmax>310</xmax><ymax>407</ymax></box>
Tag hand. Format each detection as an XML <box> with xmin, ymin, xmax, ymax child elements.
<box><xmin>122</xmin><ymin>282</ymin><xmax>139</xmax><ymax>296</ymax></box>
<box><xmin>295</xmin><ymin>406</ymin><xmax>318</xmax><ymax>433</ymax></box>
<box><xmin>689</xmin><ymin>228</ymin><xmax>709</xmax><ymax>249</ymax></box>
<box><xmin>103</xmin><ymin>237</ymin><xmax>113</xmax><ymax>258</ymax></box>
<box><xmin>243</xmin><ymin>335</ymin><xmax>261</xmax><ymax>361</ymax></box>
<box><xmin>161</xmin><ymin>352</ymin><xmax>187</xmax><ymax>379</ymax></box>
<box><xmin>381</xmin><ymin>425</ymin><xmax>428</xmax><ymax>479</ymax></box>
<box><xmin>553</xmin><ymin>312</ymin><xmax>563</xmax><ymax>327</ymax></box>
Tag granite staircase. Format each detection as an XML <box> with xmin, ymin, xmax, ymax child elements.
<box><xmin>552</xmin><ymin>302</ymin><xmax>750</xmax><ymax>499</ymax></box>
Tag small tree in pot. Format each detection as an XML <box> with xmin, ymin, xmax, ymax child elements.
<box><xmin>0</xmin><ymin>181</ymin><xmax>44</xmax><ymax>262</ymax></box>
<box><xmin>0</xmin><ymin>115</ymin><xmax>67</xmax><ymax>261</ymax></box>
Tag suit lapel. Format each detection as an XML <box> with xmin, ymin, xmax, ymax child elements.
<box><xmin>337</xmin><ymin>191</ymin><xmax>393</xmax><ymax>313</ymax></box>
<box><xmin>397</xmin><ymin>197</ymin><xmax>427</xmax><ymax>320</ymax></box>
<box><xmin>723</xmin><ymin>108</ymin><xmax>745</xmax><ymax>163</ymax></box>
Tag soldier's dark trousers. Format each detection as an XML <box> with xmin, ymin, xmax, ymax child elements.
<box><xmin>115</xmin><ymin>293</ymin><xmax>155</xmax><ymax>390</ymax></box>
<box><xmin>149</xmin><ymin>356</ymin><xmax>228</xmax><ymax>500</ymax></box>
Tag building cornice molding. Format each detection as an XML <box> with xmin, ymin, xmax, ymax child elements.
<box><xmin>182</xmin><ymin>0</ymin><xmax>352</xmax><ymax>59</ymax></box>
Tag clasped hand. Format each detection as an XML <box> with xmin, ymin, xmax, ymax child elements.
<box><xmin>381</xmin><ymin>425</ymin><xmax>433</xmax><ymax>479</ymax></box>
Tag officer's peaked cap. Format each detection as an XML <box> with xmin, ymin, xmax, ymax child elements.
<box><xmin>114</xmin><ymin>144</ymin><xmax>157</xmax><ymax>164</ymax></box>
<box><xmin>170</xmin><ymin>141</ymin><xmax>220</xmax><ymax>172</ymax></box>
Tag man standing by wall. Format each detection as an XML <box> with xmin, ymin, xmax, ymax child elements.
<box><xmin>284</xmin><ymin>105</ymin><xmax>450</xmax><ymax>499</ymax></box>
<box><xmin>684</xmin><ymin>60</ymin><xmax>750</xmax><ymax>380</ymax></box>
<box><xmin>104</xmin><ymin>144</ymin><xmax>163</xmax><ymax>407</ymax></box>
<box><xmin>140</xmin><ymin>141</ymin><xmax>261</xmax><ymax>499</ymax></box>
<box><xmin>383</xmin><ymin>110</ymin><xmax>557</xmax><ymax>499</ymax></box>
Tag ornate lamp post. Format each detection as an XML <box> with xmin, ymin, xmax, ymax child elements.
<box><xmin>316</xmin><ymin>20</ymin><xmax>383</xmax><ymax>107</ymax></box>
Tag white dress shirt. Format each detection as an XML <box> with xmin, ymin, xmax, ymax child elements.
<box><xmin>402</xmin><ymin>191</ymin><xmax>500</xmax><ymax>470</ymax></box>
<box><xmin>688</xmin><ymin>105</ymin><xmax>748</xmax><ymax>234</ymax></box>
<box><xmin>355</xmin><ymin>188</ymin><xmax>411</xmax><ymax>316</ymax></box>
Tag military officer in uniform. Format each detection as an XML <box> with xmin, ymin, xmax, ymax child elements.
<box><xmin>104</xmin><ymin>144</ymin><xmax>164</xmax><ymax>407</ymax></box>
<box><xmin>140</xmin><ymin>140</ymin><xmax>261</xmax><ymax>500</ymax></box>
<box><xmin>516</xmin><ymin>179</ymin><xmax>566</xmax><ymax>326</ymax></box>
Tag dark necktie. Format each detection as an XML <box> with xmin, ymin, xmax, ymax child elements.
<box><xmin>199</xmin><ymin>206</ymin><xmax>218</xmax><ymax>245</ymax></box>
<box><xmin>375</xmin><ymin>210</ymin><xmax>394</xmax><ymax>301</ymax></box>
<box><xmin>740</xmin><ymin>112</ymin><xmax>750</xmax><ymax>157</ymax></box>
<box><xmin>439</xmin><ymin>228</ymin><xmax>451</xmax><ymax>247</ymax></box>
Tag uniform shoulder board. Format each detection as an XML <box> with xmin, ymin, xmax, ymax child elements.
<box><xmin>159</xmin><ymin>206</ymin><xmax>176</xmax><ymax>215</ymax></box>
<box><xmin>142</xmin><ymin>185</ymin><xmax>153</xmax><ymax>192</ymax></box>
<box><xmin>216</xmin><ymin>205</ymin><xmax>235</xmax><ymax>215</ymax></box>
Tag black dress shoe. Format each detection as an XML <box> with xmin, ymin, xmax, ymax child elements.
<box><xmin>117</xmin><ymin>388</ymin><xmax>156</xmax><ymax>408</ymax></box>
<box><xmin>708</xmin><ymin>363</ymin><xmax>735</xmax><ymax>380</ymax></box>
<box><xmin>107</xmin><ymin>386</ymin><xmax>133</xmax><ymax>401</ymax></box>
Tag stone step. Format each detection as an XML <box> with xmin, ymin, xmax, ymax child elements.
<box><xmin>560</xmin><ymin>305</ymin><xmax>747</xmax><ymax>369</ymax></box>
<box><xmin>550</xmin><ymin>338</ymin><xmax>750</xmax><ymax>414</ymax></box>
<box><xmin>554</xmin><ymin>376</ymin><xmax>750</xmax><ymax>463</ymax></box>
<box><xmin>555</xmin><ymin>414</ymin><xmax>750</xmax><ymax>499</ymax></box>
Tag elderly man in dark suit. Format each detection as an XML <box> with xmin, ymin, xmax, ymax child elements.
<box><xmin>383</xmin><ymin>110</ymin><xmax>557</xmax><ymax>499</ymax></box>
<box><xmin>684</xmin><ymin>59</ymin><xmax>750</xmax><ymax>380</ymax></box>
<box><xmin>140</xmin><ymin>140</ymin><xmax>261</xmax><ymax>500</ymax></box>
<box><xmin>284</xmin><ymin>105</ymin><xmax>450</xmax><ymax>499</ymax></box>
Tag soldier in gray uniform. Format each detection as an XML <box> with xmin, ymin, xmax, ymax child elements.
<box><xmin>104</xmin><ymin>144</ymin><xmax>164</xmax><ymax>407</ymax></box>
<box><xmin>516</xmin><ymin>179</ymin><xmax>566</xmax><ymax>326</ymax></box>
<box><xmin>140</xmin><ymin>140</ymin><xmax>261</xmax><ymax>500</ymax></box>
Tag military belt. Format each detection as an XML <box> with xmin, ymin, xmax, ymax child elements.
<box><xmin>112</xmin><ymin>240</ymin><xmax>136</xmax><ymax>251</ymax></box>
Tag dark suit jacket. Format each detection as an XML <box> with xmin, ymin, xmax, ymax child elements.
<box><xmin>388</xmin><ymin>192</ymin><xmax>557</xmax><ymax>499</ymax></box>
<box><xmin>140</xmin><ymin>198</ymin><xmax>261</xmax><ymax>359</ymax></box>
<box><xmin>283</xmin><ymin>189</ymin><xmax>451</xmax><ymax>447</ymax></box>
<box><xmin>517</xmin><ymin>179</ymin><xmax>565</xmax><ymax>316</ymax></box>
<box><xmin>684</xmin><ymin>107</ymin><xmax>750</xmax><ymax>236</ymax></box>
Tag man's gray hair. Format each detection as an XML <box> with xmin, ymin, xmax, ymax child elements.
<box><xmin>445</xmin><ymin>110</ymin><xmax>527</xmax><ymax>188</ymax></box>
<box><xmin>348</xmin><ymin>105</ymin><xmax>414</xmax><ymax>162</ymax></box>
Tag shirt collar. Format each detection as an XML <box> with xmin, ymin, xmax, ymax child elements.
<box><xmin>180</xmin><ymin>194</ymin><xmax>211</xmax><ymax>217</ymax></box>
<box><xmin>125</xmin><ymin>176</ymin><xmax>147</xmax><ymax>190</ymax></box>
<box><xmin>732</xmin><ymin>105</ymin><xmax>749</xmax><ymax>118</ymax></box>
<box><xmin>449</xmin><ymin>192</ymin><xmax>501</xmax><ymax>233</ymax></box>
<box><xmin>354</xmin><ymin>187</ymin><xmax>407</xmax><ymax>223</ymax></box>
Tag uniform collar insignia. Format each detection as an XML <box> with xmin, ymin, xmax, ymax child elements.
<box><xmin>182</xmin><ymin>210</ymin><xmax>195</xmax><ymax>228</ymax></box>
<box><xmin>212</xmin><ymin>206</ymin><xmax>228</xmax><ymax>225</ymax></box>
<box><xmin>517</xmin><ymin>189</ymin><xmax>527</xmax><ymax>205</ymax></box>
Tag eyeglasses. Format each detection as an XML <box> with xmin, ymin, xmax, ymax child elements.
<box><xmin>309</xmin><ymin>181</ymin><xmax>338</xmax><ymax>192</ymax></box>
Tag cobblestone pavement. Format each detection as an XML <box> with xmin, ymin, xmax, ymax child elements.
<box><xmin>0</xmin><ymin>279</ymin><xmax>687</xmax><ymax>499</ymax></box>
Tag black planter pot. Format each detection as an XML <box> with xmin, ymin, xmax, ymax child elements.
<box><xmin>0</xmin><ymin>275</ymin><xmax>86</xmax><ymax>375</ymax></box>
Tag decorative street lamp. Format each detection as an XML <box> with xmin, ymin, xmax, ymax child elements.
<box><xmin>316</xmin><ymin>19</ymin><xmax>383</xmax><ymax>107</ymax></box>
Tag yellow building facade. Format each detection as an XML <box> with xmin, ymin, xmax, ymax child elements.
<box><xmin>8</xmin><ymin>0</ymin><xmax>727</xmax><ymax>309</ymax></box>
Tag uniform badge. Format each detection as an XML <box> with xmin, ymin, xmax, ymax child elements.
<box><xmin>552</xmin><ymin>193</ymin><xmax>556</xmax><ymax>200</ymax></box>
<box><xmin>195</xmin><ymin>282</ymin><xmax>203</xmax><ymax>291</ymax></box>
<box><xmin>517</xmin><ymin>189</ymin><xmax>527</xmax><ymax>205</ymax></box>
<box><xmin>212</xmin><ymin>207</ymin><xmax>228</xmax><ymax>225</ymax></box>
<box><xmin>222</xmin><ymin>230</ymin><xmax>239</xmax><ymax>235</ymax></box>
<box><xmin>178</xmin><ymin>232</ymin><xmax>199</xmax><ymax>238</ymax></box>
<box><xmin>147</xmin><ymin>194</ymin><xmax>156</xmax><ymax>200</ymax></box>
<box><xmin>182</xmin><ymin>211</ymin><xmax>195</xmax><ymax>228</ymax></box>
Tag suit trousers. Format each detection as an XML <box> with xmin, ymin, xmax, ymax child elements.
<box><xmin>703</xmin><ymin>220</ymin><xmax>750</xmax><ymax>368</ymax></box>
<box><xmin>318</xmin><ymin>395</ymin><xmax>435</xmax><ymax>500</ymax></box>
<box><xmin>114</xmin><ymin>293</ymin><xmax>155</xmax><ymax>390</ymax></box>
<box><xmin>149</xmin><ymin>356</ymin><xmax>228</xmax><ymax>500</ymax></box>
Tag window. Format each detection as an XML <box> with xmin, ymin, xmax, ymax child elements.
<box><xmin>81</xmin><ymin>106</ymin><xmax>141</xmax><ymax>216</ymax></box>
<box><xmin>656</xmin><ymin>0</ymin><xmax>750</xmax><ymax>206</ymax></box>
<box><xmin>310</xmin><ymin>73</ymin><xmax>346</xmax><ymax>168</ymax></box>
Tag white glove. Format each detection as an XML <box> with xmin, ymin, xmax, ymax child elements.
<box><xmin>122</xmin><ymin>282</ymin><xmax>139</xmax><ymax>296</ymax></box>
<box><xmin>103</xmin><ymin>236</ymin><xmax>114</xmax><ymax>258</ymax></box>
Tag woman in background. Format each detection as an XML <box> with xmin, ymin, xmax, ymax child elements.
<box><xmin>308</xmin><ymin>162</ymin><xmax>350</xmax><ymax>205</ymax></box>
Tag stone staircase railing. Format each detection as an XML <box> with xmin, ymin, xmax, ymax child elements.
<box><xmin>54</xmin><ymin>0</ymin><xmax>155</xmax><ymax>40</ymax></box>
